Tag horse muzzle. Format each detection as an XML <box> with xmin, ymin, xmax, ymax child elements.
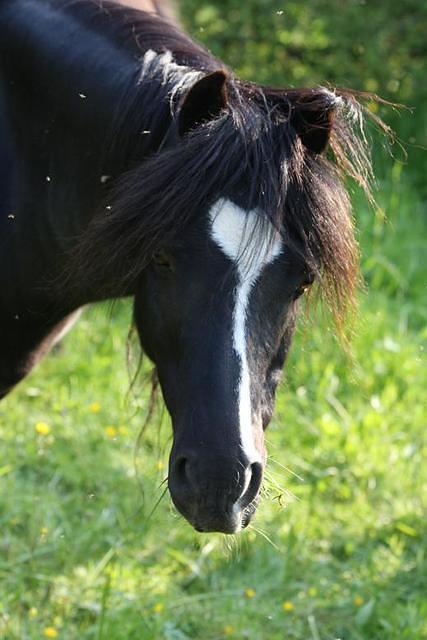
<box><xmin>168</xmin><ymin>451</ymin><xmax>263</xmax><ymax>533</ymax></box>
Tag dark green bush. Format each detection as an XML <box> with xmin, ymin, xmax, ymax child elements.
<box><xmin>180</xmin><ymin>0</ymin><xmax>426</xmax><ymax>187</ymax></box>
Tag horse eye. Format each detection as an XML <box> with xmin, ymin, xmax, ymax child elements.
<box><xmin>152</xmin><ymin>250</ymin><xmax>173</xmax><ymax>270</ymax></box>
<box><xmin>293</xmin><ymin>287</ymin><xmax>303</xmax><ymax>300</ymax></box>
<box><xmin>293</xmin><ymin>277</ymin><xmax>314</xmax><ymax>300</ymax></box>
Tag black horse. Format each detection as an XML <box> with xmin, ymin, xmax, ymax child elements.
<box><xmin>0</xmin><ymin>0</ymin><xmax>376</xmax><ymax>533</ymax></box>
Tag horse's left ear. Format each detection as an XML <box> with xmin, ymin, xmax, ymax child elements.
<box><xmin>178</xmin><ymin>70</ymin><xmax>228</xmax><ymax>136</ymax></box>
<box><xmin>289</xmin><ymin>91</ymin><xmax>338</xmax><ymax>154</ymax></box>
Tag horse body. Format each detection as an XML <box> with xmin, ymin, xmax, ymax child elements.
<box><xmin>0</xmin><ymin>0</ymin><xmax>172</xmax><ymax>393</ymax></box>
<box><xmin>0</xmin><ymin>0</ymin><xmax>373</xmax><ymax>532</ymax></box>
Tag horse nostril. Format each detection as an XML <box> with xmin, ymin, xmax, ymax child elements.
<box><xmin>239</xmin><ymin>461</ymin><xmax>263</xmax><ymax>509</ymax></box>
<box><xmin>173</xmin><ymin>456</ymin><xmax>190</xmax><ymax>489</ymax></box>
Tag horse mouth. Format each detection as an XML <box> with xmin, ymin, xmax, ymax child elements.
<box><xmin>172</xmin><ymin>494</ymin><xmax>260</xmax><ymax>534</ymax></box>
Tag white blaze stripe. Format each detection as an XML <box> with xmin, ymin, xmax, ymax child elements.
<box><xmin>209</xmin><ymin>198</ymin><xmax>283</xmax><ymax>462</ymax></box>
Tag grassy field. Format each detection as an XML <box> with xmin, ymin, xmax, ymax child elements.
<box><xmin>1</xmin><ymin>1</ymin><xmax>426</xmax><ymax>638</ymax></box>
<box><xmin>1</xmin><ymin>162</ymin><xmax>426</xmax><ymax>639</ymax></box>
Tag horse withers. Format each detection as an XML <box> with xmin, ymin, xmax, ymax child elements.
<box><xmin>0</xmin><ymin>0</ymin><xmax>376</xmax><ymax>533</ymax></box>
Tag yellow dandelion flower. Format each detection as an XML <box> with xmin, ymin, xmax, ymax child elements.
<box><xmin>105</xmin><ymin>426</ymin><xmax>117</xmax><ymax>438</ymax></box>
<box><xmin>43</xmin><ymin>627</ymin><xmax>58</xmax><ymax>638</ymax></box>
<box><xmin>40</xmin><ymin>526</ymin><xmax>49</xmax><ymax>537</ymax></box>
<box><xmin>152</xmin><ymin>602</ymin><xmax>164</xmax><ymax>613</ymax></box>
<box><xmin>156</xmin><ymin>461</ymin><xmax>164</xmax><ymax>470</ymax></box>
<box><xmin>35</xmin><ymin>422</ymin><xmax>50</xmax><ymax>436</ymax></box>
<box><xmin>89</xmin><ymin>402</ymin><xmax>101</xmax><ymax>413</ymax></box>
<box><xmin>354</xmin><ymin>595</ymin><xmax>364</xmax><ymax>606</ymax></box>
<box><xmin>223</xmin><ymin>625</ymin><xmax>234</xmax><ymax>635</ymax></box>
<box><xmin>29</xmin><ymin>607</ymin><xmax>38</xmax><ymax>617</ymax></box>
<box><xmin>282</xmin><ymin>601</ymin><xmax>294</xmax><ymax>611</ymax></box>
<box><xmin>244</xmin><ymin>588</ymin><xmax>256</xmax><ymax>598</ymax></box>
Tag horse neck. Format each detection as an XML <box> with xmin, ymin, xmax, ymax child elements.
<box><xmin>0</xmin><ymin>0</ymin><xmax>204</xmax><ymax>306</ymax></box>
<box><xmin>0</xmin><ymin>0</ymin><xmax>174</xmax><ymax>185</ymax></box>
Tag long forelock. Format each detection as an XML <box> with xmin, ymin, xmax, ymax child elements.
<box><xmin>70</xmin><ymin>79</ymin><xmax>376</xmax><ymax>326</ymax></box>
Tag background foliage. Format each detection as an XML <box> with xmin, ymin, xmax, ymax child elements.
<box><xmin>1</xmin><ymin>1</ymin><xmax>426</xmax><ymax>639</ymax></box>
<box><xmin>181</xmin><ymin>0</ymin><xmax>427</xmax><ymax>192</ymax></box>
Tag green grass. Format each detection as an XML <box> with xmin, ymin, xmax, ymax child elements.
<box><xmin>1</xmin><ymin>160</ymin><xmax>426</xmax><ymax>640</ymax></box>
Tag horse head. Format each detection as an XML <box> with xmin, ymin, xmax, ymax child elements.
<box><xmin>127</xmin><ymin>72</ymin><xmax>354</xmax><ymax>532</ymax></box>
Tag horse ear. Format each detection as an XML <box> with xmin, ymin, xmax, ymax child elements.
<box><xmin>178</xmin><ymin>70</ymin><xmax>228</xmax><ymax>136</ymax></box>
<box><xmin>290</xmin><ymin>92</ymin><xmax>338</xmax><ymax>154</ymax></box>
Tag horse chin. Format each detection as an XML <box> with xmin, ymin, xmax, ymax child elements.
<box><xmin>190</xmin><ymin>513</ymin><xmax>252</xmax><ymax>535</ymax></box>
<box><xmin>194</xmin><ymin>503</ymin><xmax>260</xmax><ymax>534</ymax></box>
<box><xmin>171</xmin><ymin>489</ymin><xmax>261</xmax><ymax>535</ymax></box>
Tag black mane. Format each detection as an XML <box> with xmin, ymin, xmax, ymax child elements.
<box><xmin>56</xmin><ymin>0</ymin><xmax>384</xmax><ymax>321</ymax></box>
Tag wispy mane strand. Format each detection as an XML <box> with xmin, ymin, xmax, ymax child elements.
<box><xmin>62</xmin><ymin>11</ymin><xmax>388</xmax><ymax>326</ymax></box>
